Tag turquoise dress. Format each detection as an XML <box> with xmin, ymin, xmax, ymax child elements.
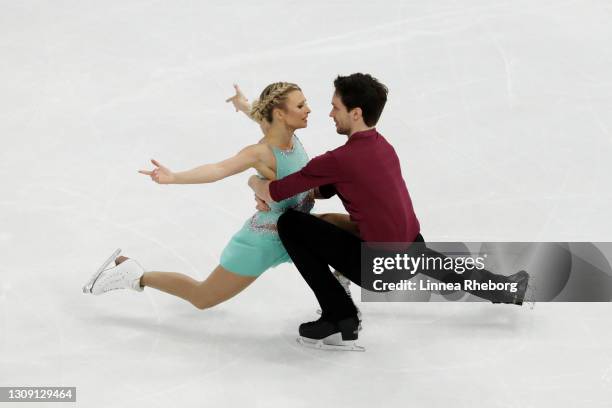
<box><xmin>220</xmin><ymin>135</ymin><xmax>314</xmax><ymax>276</ymax></box>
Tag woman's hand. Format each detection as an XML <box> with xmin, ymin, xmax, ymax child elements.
<box><xmin>255</xmin><ymin>194</ymin><xmax>271</xmax><ymax>212</ymax></box>
<box><xmin>225</xmin><ymin>84</ymin><xmax>250</xmax><ymax>113</ymax></box>
<box><xmin>138</xmin><ymin>159</ymin><xmax>176</xmax><ymax>184</ymax></box>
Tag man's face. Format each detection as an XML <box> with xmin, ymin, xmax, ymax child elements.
<box><xmin>329</xmin><ymin>93</ymin><xmax>351</xmax><ymax>135</ymax></box>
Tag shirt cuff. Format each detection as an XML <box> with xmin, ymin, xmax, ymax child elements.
<box><xmin>269</xmin><ymin>180</ymin><xmax>281</xmax><ymax>202</ymax></box>
<box><xmin>318</xmin><ymin>184</ymin><xmax>337</xmax><ymax>199</ymax></box>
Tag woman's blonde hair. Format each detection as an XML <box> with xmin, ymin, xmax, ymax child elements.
<box><xmin>250</xmin><ymin>82</ymin><xmax>301</xmax><ymax>123</ymax></box>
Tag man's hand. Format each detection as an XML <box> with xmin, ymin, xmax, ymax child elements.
<box><xmin>255</xmin><ymin>194</ymin><xmax>271</xmax><ymax>212</ymax></box>
<box><xmin>248</xmin><ymin>175</ymin><xmax>273</xmax><ymax>203</ymax></box>
<box><xmin>138</xmin><ymin>159</ymin><xmax>176</xmax><ymax>184</ymax></box>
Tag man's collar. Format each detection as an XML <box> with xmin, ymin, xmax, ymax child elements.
<box><xmin>348</xmin><ymin>128</ymin><xmax>377</xmax><ymax>142</ymax></box>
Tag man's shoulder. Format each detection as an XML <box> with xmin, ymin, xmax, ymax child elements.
<box><xmin>311</xmin><ymin>147</ymin><xmax>340</xmax><ymax>162</ymax></box>
<box><xmin>324</xmin><ymin>142</ymin><xmax>353</xmax><ymax>158</ymax></box>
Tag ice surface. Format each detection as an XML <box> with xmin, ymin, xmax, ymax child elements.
<box><xmin>1</xmin><ymin>0</ymin><xmax>612</xmax><ymax>406</ymax></box>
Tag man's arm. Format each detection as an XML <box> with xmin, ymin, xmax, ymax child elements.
<box><xmin>267</xmin><ymin>151</ymin><xmax>340</xmax><ymax>202</ymax></box>
<box><xmin>248</xmin><ymin>180</ymin><xmax>328</xmax><ymax>206</ymax></box>
<box><xmin>248</xmin><ymin>150</ymin><xmax>340</xmax><ymax>203</ymax></box>
<box><xmin>314</xmin><ymin>184</ymin><xmax>337</xmax><ymax>199</ymax></box>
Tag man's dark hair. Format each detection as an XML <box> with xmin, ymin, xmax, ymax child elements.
<box><xmin>333</xmin><ymin>73</ymin><xmax>388</xmax><ymax>127</ymax></box>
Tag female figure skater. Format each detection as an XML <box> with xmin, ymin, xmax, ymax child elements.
<box><xmin>83</xmin><ymin>82</ymin><xmax>318</xmax><ymax>310</ymax></box>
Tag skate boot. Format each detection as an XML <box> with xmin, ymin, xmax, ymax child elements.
<box><xmin>82</xmin><ymin>249</ymin><xmax>144</xmax><ymax>295</ymax></box>
<box><xmin>492</xmin><ymin>270</ymin><xmax>531</xmax><ymax>306</ymax></box>
<box><xmin>317</xmin><ymin>270</ymin><xmax>362</xmax><ymax>330</ymax></box>
<box><xmin>82</xmin><ymin>248</ymin><xmax>122</xmax><ymax>293</ymax></box>
<box><xmin>297</xmin><ymin>316</ymin><xmax>364</xmax><ymax>352</ymax></box>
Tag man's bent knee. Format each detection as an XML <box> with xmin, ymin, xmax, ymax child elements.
<box><xmin>277</xmin><ymin>209</ymin><xmax>301</xmax><ymax>235</ymax></box>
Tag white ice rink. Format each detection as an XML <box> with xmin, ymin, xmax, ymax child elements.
<box><xmin>2</xmin><ymin>0</ymin><xmax>612</xmax><ymax>406</ymax></box>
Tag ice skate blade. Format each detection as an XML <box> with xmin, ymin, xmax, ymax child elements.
<box><xmin>296</xmin><ymin>333</ymin><xmax>365</xmax><ymax>352</ymax></box>
<box><xmin>82</xmin><ymin>248</ymin><xmax>121</xmax><ymax>294</ymax></box>
<box><xmin>524</xmin><ymin>279</ymin><xmax>537</xmax><ymax>310</ymax></box>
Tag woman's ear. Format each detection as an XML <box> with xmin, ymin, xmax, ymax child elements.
<box><xmin>272</xmin><ymin>107</ymin><xmax>284</xmax><ymax>122</ymax></box>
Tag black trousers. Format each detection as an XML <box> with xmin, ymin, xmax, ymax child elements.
<box><xmin>277</xmin><ymin>209</ymin><xmax>514</xmax><ymax>321</ymax></box>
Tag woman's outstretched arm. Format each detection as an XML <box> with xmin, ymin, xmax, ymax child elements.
<box><xmin>226</xmin><ymin>84</ymin><xmax>255</xmax><ymax>122</ymax></box>
<box><xmin>226</xmin><ymin>84</ymin><xmax>272</xmax><ymax>135</ymax></box>
<box><xmin>139</xmin><ymin>144</ymin><xmax>271</xmax><ymax>185</ymax></box>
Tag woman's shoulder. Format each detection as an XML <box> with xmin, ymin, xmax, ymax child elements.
<box><xmin>241</xmin><ymin>141</ymin><xmax>273</xmax><ymax>157</ymax></box>
<box><xmin>243</xmin><ymin>141</ymin><xmax>275</xmax><ymax>169</ymax></box>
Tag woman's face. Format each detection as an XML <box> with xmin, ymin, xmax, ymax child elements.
<box><xmin>276</xmin><ymin>90</ymin><xmax>310</xmax><ymax>129</ymax></box>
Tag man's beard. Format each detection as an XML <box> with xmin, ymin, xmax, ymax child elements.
<box><xmin>335</xmin><ymin>123</ymin><xmax>350</xmax><ymax>135</ymax></box>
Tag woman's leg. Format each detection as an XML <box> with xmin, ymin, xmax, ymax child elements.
<box><xmin>115</xmin><ymin>257</ymin><xmax>257</xmax><ymax>310</ymax></box>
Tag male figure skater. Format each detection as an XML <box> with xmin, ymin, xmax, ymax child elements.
<box><xmin>249</xmin><ymin>73</ymin><xmax>529</xmax><ymax>350</ymax></box>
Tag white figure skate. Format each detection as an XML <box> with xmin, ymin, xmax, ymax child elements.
<box><xmin>82</xmin><ymin>248</ymin><xmax>122</xmax><ymax>293</ymax></box>
<box><xmin>82</xmin><ymin>249</ymin><xmax>144</xmax><ymax>295</ymax></box>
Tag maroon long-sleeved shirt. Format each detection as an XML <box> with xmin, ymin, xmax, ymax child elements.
<box><xmin>269</xmin><ymin>128</ymin><xmax>420</xmax><ymax>242</ymax></box>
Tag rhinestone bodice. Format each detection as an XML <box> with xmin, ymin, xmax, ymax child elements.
<box><xmin>248</xmin><ymin>135</ymin><xmax>314</xmax><ymax>235</ymax></box>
